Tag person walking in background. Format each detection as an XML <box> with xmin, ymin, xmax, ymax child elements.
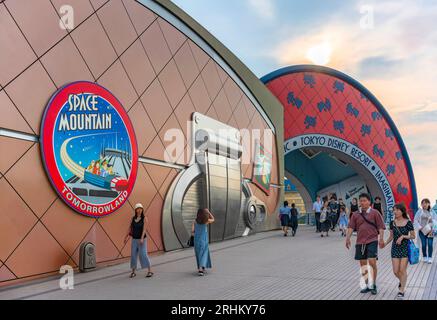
<box><xmin>414</xmin><ymin>199</ymin><xmax>437</xmax><ymax>264</ymax></box>
<box><xmin>350</xmin><ymin>197</ymin><xmax>359</xmax><ymax>219</ymax></box>
<box><xmin>320</xmin><ymin>201</ymin><xmax>331</xmax><ymax>238</ymax></box>
<box><xmin>124</xmin><ymin>203</ymin><xmax>153</xmax><ymax>278</ymax></box>
<box><xmin>329</xmin><ymin>195</ymin><xmax>339</xmax><ymax>231</ymax></box>
<box><xmin>278</xmin><ymin>201</ymin><xmax>291</xmax><ymax>237</ymax></box>
<box><xmin>345</xmin><ymin>193</ymin><xmax>386</xmax><ymax>295</ymax></box>
<box><xmin>433</xmin><ymin>200</ymin><xmax>437</xmax><ymax>214</ymax></box>
<box><xmin>313</xmin><ymin>195</ymin><xmax>323</xmax><ymax>233</ymax></box>
<box><xmin>338</xmin><ymin>198</ymin><xmax>346</xmax><ymax>229</ymax></box>
<box><xmin>373</xmin><ymin>196</ymin><xmax>383</xmax><ymax>219</ymax></box>
<box><xmin>338</xmin><ymin>206</ymin><xmax>348</xmax><ymax>237</ymax></box>
<box><xmin>191</xmin><ymin>208</ymin><xmax>215</xmax><ymax>276</ymax></box>
<box><xmin>382</xmin><ymin>203</ymin><xmax>415</xmax><ymax>299</ymax></box>
<box><xmin>289</xmin><ymin>203</ymin><xmax>299</xmax><ymax>236</ymax></box>
<box><xmin>350</xmin><ymin>197</ymin><xmax>359</xmax><ymax>236</ymax></box>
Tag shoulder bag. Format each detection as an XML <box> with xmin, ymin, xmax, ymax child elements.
<box><xmin>359</xmin><ymin>211</ymin><xmax>379</xmax><ymax>232</ymax></box>
<box><xmin>393</xmin><ymin>221</ymin><xmax>419</xmax><ymax>265</ymax></box>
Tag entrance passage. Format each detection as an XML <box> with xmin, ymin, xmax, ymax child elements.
<box><xmin>285</xmin><ymin>142</ymin><xmax>390</xmax><ymax>221</ymax></box>
<box><xmin>261</xmin><ymin>65</ymin><xmax>418</xmax><ymax>217</ymax></box>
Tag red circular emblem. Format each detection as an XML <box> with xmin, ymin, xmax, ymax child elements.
<box><xmin>40</xmin><ymin>81</ymin><xmax>138</xmax><ymax>217</ymax></box>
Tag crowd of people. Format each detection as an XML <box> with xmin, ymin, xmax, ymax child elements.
<box><xmin>312</xmin><ymin>194</ymin><xmax>385</xmax><ymax>237</ymax></box>
<box><xmin>121</xmin><ymin>194</ymin><xmax>435</xmax><ymax>301</ymax></box>
<box><xmin>310</xmin><ymin>193</ymin><xmax>436</xmax><ymax>299</ymax></box>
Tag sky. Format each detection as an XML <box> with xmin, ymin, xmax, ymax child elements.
<box><xmin>173</xmin><ymin>0</ymin><xmax>437</xmax><ymax>203</ymax></box>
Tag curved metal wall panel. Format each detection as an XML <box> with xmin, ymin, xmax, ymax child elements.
<box><xmin>162</xmin><ymin>112</ymin><xmax>275</xmax><ymax>250</ymax></box>
<box><xmin>207</xmin><ymin>153</ymin><xmax>228</xmax><ymax>242</ymax></box>
<box><xmin>182</xmin><ymin>176</ymin><xmax>206</xmax><ymax>234</ymax></box>
<box><xmin>224</xmin><ymin>158</ymin><xmax>242</xmax><ymax>240</ymax></box>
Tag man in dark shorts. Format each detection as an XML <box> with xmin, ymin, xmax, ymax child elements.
<box><xmin>346</xmin><ymin>193</ymin><xmax>386</xmax><ymax>295</ymax></box>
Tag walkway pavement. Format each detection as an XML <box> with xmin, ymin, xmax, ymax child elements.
<box><xmin>0</xmin><ymin>226</ymin><xmax>435</xmax><ymax>300</ymax></box>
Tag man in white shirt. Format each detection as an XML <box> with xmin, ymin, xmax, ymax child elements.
<box><xmin>313</xmin><ymin>196</ymin><xmax>323</xmax><ymax>233</ymax></box>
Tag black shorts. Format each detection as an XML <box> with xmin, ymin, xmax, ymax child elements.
<box><xmin>280</xmin><ymin>215</ymin><xmax>289</xmax><ymax>227</ymax></box>
<box><xmin>355</xmin><ymin>241</ymin><xmax>378</xmax><ymax>260</ymax></box>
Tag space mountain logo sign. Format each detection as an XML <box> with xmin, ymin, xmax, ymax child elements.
<box><xmin>40</xmin><ymin>81</ymin><xmax>138</xmax><ymax>217</ymax></box>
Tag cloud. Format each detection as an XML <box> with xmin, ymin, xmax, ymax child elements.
<box><xmin>246</xmin><ymin>0</ymin><xmax>276</xmax><ymax>20</ymax></box>
<box><xmin>173</xmin><ymin>0</ymin><xmax>437</xmax><ymax>200</ymax></box>
<box><xmin>267</xmin><ymin>1</ymin><xmax>437</xmax><ymax>200</ymax></box>
<box><xmin>269</xmin><ymin>1</ymin><xmax>437</xmax><ymax>114</ymax></box>
<box><xmin>395</xmin><ymin>101</ymin><xmax>437</xmax><ymax>128</ymax></box>
<box><xmin>357</xmin><ymin>56</ymin><xmax>404</xmax><ymax>79</ymax></box>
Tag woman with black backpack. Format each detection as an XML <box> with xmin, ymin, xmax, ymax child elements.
<box><xmin>289</xmin><ymin>203</ymin><xmax>299</xmax><ymax>236</ymax></box>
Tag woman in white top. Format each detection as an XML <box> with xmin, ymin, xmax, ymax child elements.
<box><xmin>414</xmin><ymin>199</ymin><xmax>437</xmax><ymax>264</ymax></box>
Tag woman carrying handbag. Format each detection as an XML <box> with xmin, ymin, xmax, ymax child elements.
<box><xmin>191</xmin><ymin>208</ymin><xmax>215</xmax><ymax>276</ymax></box>
<box><xmin>414</xmin><ymin>199</ymin><xmax>437</xmax><ymax>264</ymax></box>
<box><xmin>382</xmin><ymin>203</ymin><xmax>416</xmax><ymax>299</ymax></box>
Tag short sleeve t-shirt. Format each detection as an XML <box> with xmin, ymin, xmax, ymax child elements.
<box><xmin>279</xmin><ymin>206</ymin><xmax>291</xmax><ymax>217</ymax></box>
<box><xmin>313</xmin><ymin>201</ymin><xmax>323</xmax><ymax>212</ymax></box>
<box><xmin>348</xmin><ymin>208</ymin><xmax>386</xmax><ymax>245</ymax></box>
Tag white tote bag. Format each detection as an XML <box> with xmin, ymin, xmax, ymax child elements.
<box><xmin>422</xmin><ymin>223</ymin><xmax>432</xmax><ymax>237</ymax></box>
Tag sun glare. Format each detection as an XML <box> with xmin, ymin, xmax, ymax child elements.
<box><xmin>306</xmin><ymin>42</ymin><xmax>332</xmax><ymax>65</ymax></box>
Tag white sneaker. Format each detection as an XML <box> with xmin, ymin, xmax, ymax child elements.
<box><xmin>423</xmin><ymin>257</ymin><xmax>429</xmax><ymax>263</ymax></box>
<box><xmin>428</xmin><ymin>258</ymin><xmax>433</xmax><ymax>264</ymax></box>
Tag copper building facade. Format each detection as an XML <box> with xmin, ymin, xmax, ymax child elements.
<box><xmin>0</xmin><ymin>0</ymin><xmax>283</xmax><ymax>285</ymax></box>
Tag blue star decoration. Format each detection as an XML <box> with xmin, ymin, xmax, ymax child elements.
<box><xmin>317</xmin><ymin>98</ymin><xmax>331</xmax><ymax>112</ymax></box>
<box><xmin>333</xmin><ymin>80</ymin><xmax>344</xmax><ymax>93</ymax></box>
<box><xmin>361</xmin><ymin>124</ymin><xmax>371</xmax><ymax>137</ymax></box>
<box><xmin>346</xmin><ymin>103</ymin><xmax>359</xmax><ymax>118</ymax></box>
<box><xmin>372</xmin><ymin>111</ymin><xmax>382</xmax><ymax>121</ymax></box>
<box><xmin>303</xmin><ymin>74</ymin><xmax>316</xmax><ymax>88</ymax></box>
<box><xmin>287</xmin><ymin>92</ymin><xmax>302</xmax><ymax>109</ymax></box>
<box><xmin>333</xmin><ymin>120</ymin><xmax>345</xmax><ymax>134</ymax></box>
<box><xmin>397</xmin><ymin>183</ymin><xmax>408</xmax><ymax>196</ymax></box>
<box><xmin>386</xmin><ymin>164</ymin><xmax>396</xmax><ymax>176</ymax></box>
<box><xmin>304</xmin><ymin>116</ymin><xmax>317</xmax><ymax>129</ymax></box>
<box><xmin>385</xmin><ymin>128</ymin><xmax>394</xmax><ymax>140</ymax></box>
<box><xmin>396</xmin><ymin>151</ymin><xmax>403</xmax><ymax>161</ymax></box>
<box><xmin>373</xmin><ymin>144</ymin><xmax>385</xmax><ymax>158</ymax></box>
